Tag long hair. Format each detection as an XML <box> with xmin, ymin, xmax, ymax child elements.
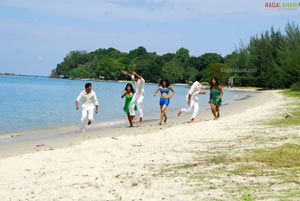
<box><xmin>159</xmin><ymin>79</ymin><xmax>170</xmax><ymax>88</ymax></box>
<box><xmin>124</xmin><ymin>83</ymin><xmax>135</xmax><ymax>93</ymax></box>
<box><xmin>210</xmin><ymin>77</ymin><xmax>221</xmax><ymax>89</ymax></box>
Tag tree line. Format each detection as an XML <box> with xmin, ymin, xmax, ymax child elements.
<box><xmin>51</xmin><ymin>22</ymin><xmax>300</xmax><ymax>88</ymax></box>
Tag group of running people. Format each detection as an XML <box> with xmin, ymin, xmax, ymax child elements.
<box><xmin>76</xmin><ymin>71</ymin><xmax>223</xmax><ymax>132</ymax></box>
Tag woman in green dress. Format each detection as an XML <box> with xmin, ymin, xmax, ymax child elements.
<box><xmin>121</xmin><ymin>83</ymin><xmax>137</xmax><ymax>127</ymax></box>
<box><xmin>209</xmin><ymin>77</ymin><xmax>223</xmax><ymax>120</ymax></box>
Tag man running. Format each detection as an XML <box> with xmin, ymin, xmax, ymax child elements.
<box><xmin>76</xmin><ymin>83</ymin><xmax>98</xmax><ymax>132</ymax></box>
<box><xmin>177</xmin><ymin>75</ymin><xmax>206</xmax><ymax>122</ymax></box>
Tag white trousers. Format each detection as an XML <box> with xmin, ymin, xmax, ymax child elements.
<box><xmin>180</xmin><ymin>99</ymin><xmax>199</xmax><ymax>119</ymax></box>
<box><xmin>81</xmin><ymin>109</ymin><xmax>94</xmax><ymax>129</ymax></box>
<box><xmin>129</xmin><ymin>93</ymin><xmax>144</xmax><ymax>118</ymax></box>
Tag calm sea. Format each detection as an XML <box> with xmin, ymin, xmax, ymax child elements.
<box><xmin>0</xmin><ymin>75</ymin><xmax>251</xmax><ymax>134</ymax></box>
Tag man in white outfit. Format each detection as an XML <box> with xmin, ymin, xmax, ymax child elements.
<box><xmin>122</xmin><ymin>71</ymin><xmax>145</xmax><ymax>126</ymax></box>
<box><xmin>76</xmin><ymin>83</ymin><xmax>99</xmax><ymax>132</ymax></box>
<box><xmin>178</xmin><ymin>75</ymin><xmax>206</xmax><ymax>122</ymax></box>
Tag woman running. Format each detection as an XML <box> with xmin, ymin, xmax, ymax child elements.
<box><xmin>153</xmin><ymin>79</ymin><xmax>175</xmax><ymax>125</ymax></box>
<box><xmin>121</xmin><ymin>83</ymin><xmax>137</xmax><ymax>127</ymax></box>
<box><xmin>122</xmin><ymin>71</ymin><xmax>145</xmax><ymax>126</ymax></box>
<box><xmin>209</xmin><ymin>77</ymin><xmax>223</xmax><ymax>120</ymax></box>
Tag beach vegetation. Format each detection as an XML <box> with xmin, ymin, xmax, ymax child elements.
<box><xmin>209</xmin><ymin>144</ymin><xmax>300</xmax><ymax>169</ymax></box>
<box><xmin>51</xmin><ymin>22</ymin><xmax>300</xmax><ymax>89</ymax></box>
<box><xmin>241</xmin><ymin>194</ymin><xmax>253</xmax><ymax>201</ymax></box>
<box><xmin>267</xmin><ymin>89</ymin><xmax>300</xmax><ymax>126</ymax></box>
<box><xmin>290</xmin><ymin>83</ymin><xmax>300</xmax><ymax>91</ymax></box>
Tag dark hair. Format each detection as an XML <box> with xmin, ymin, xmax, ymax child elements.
<box><xmin>159</xmin><ymin>79</ymin><xmax>170</xmax><ymax>87</ymax></box>
<box><xmin>195</xmin><ymin>75</ymin><xmax>202</xmax><ymax>81</ymax></box>
<box><xmin>210</xmin><ymin>77</ymin><xmax>221</xmax><ymax>89</ymax></box>
<box><xmin>85</xmin><ymin>83</ymin><xmax>92</xmax><ymax>88</ymax></box>
<box><xmin>124</xmin><ymin>83</ymin><xmax>135</xmax><ymax>93</ymax></box>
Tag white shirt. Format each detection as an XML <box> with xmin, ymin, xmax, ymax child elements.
<box><xmin>76</xmin><ymin>90</ymin><xmax>99</xmax><ymax>110</ymax></box>
<box><xmin>132</xmin><ymin>76</ymin><xmax>145</xmax><ymax>95</ymax></box>
<box><xmin>187</xmin><ymin>81</ymin><xmax>202</xmax><ymax>100</ymax></box>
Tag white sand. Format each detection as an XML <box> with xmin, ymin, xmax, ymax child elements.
<box><xmin>0</xmin><ymin>90</ymin><xmax>294</xmax><ymax>200</ymax></box>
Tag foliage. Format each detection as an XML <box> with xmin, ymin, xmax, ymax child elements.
<box><xmin>290</xmin><ymin>83</ymin><xmax>300</xmax><ymax>91</ymax></box>
<box><xmin>52</xmin><ymin>22</ymin><xmax>299</xmax><ymax>88</ymax></box>
<box><xmin>225</xmin><ymin>22</ymin><xmax>300</xmax><ymax>88</ymax></box>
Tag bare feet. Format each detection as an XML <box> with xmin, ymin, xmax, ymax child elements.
<box><xmin>177</xmin><ymin>110</ymin><xmax>182</xmax><ymax>116</ymax></box>
<box><xmin>132</xmin><ymin>116</ymin><xmax>137</xmax><ymax>123</ymax></box>
<box><xmin>137</xmin><ymin>118</ymin><xmax>143</xmax><ymax>127</ymax></box>
<box><xmin>190</xmin><ymin>118</ymin><xmax>195</xmax><ymax>123</ymax></box>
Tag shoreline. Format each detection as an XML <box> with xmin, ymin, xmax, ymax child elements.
<box><xmin>0</xmin><ymin>89</ymin><xmax>266</xmax><ymax>159</ymax></box>
<box><xmin>0</xmin><ymin>91</ymin><xmax>300</xmax><ymax>201</ymax></box>
<box><xmin>0</xmin><ymin>90</ymin><xmax>294</xmax><ymax>200</ymax></box>
<box><xmin>0</xmin><ymin>87</ymin><xmax>256</xmax><ymax>137</ymax></box>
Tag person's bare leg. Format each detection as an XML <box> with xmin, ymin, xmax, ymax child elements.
<box><xmin>129</xmin><ymin>115</ymin><xmax>135</xmax><ymax>127</ymax></box>
<box><xmin>210</xmin><ymin>104</ymin><xmax>217</xmax><ymax>120</ymax></box>
<box><xmin>164</xmin><ymin>113</ymin><xmax>167</xmax><ymax>123</ymax></box>
<box><xmin>132</xmin><ymin>116</ymin><xmax>136</xmax><ymax>123</ymax></box>
<box><xmin>127</xmin><ymin>113</ymin><xmax>133</xmax><ymax>127</ymax></box>
<box><xmin>216</xmin><ymin>105</ymin><xmax>220</xmax><ymax>119</ymax></box>
<box><xmin>159</xmin><ymin>105</ymin><xmax>167</xmax><ymax>125</ymax></box>
<box><xmin>159</xmin><ymin>106</ymin><xmax>164</xmax><ymax>125</ymax></box>
<box><xmin>177</xmin><ymin>109</ymin><xmax>182</xmax><ymax>116</ymax></box>
<box><xmin>137</xmin><ymin>117</ymin><xmax>143</xmax><ymax>126</ymax></box>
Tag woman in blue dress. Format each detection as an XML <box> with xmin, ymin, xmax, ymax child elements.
<box><xmin>153</xmin><ymin>79</ymin><xmax>175</xmax><ymax>125</ymax></box>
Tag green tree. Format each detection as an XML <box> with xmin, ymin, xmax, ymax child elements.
<box><xmin>56</xmin><ymin>50</ymin><xmax>93</xmax><ymax>77</ymax></box>
<box><xmin>162</xmin><ymin>58</ymin><xmax>184</xmax><ymax>83</ymax></box>
<box><xmin>280</xmin><ymin>22</ymin><xmax>300</xmax><ymax>87</ymax></box>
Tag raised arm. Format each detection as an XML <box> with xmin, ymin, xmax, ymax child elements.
<box><xmin>168</xmin><ymin>86</ymin><xmax>175</xmax><ymax>98</ymax></box>
<box><xmin>122</xmin><ymin>71</ymin><xmax>133</xmax><ymax>78</ymax></box>
<box><xmin>132</xmin><ymin>72</ymin><xmax>143</xmax><ymax>80</ymax></box>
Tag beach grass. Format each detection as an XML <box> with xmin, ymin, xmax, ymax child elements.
<box><xmin>157</xmin><ymin>91</ymin><xmax>300</xmax><ymax>200</ymax></box>
<box><xmin>161</xmin><ymin>143</ymin><xmax>300</xmax><ymax>199</ymax></box>
<box><xmin>281</xmin><ymin>89</ymin><xmax>300</xmax><ymax>98</ymax></box>
<box><xmin>267</xmin><ymin>89</ymin><xmax>300</xmax><ymax>127</ymax></box>
<box><xmin>245</xmin><ymin>143</ymin><xmax>300</xmax><ymax>168</ymax></box>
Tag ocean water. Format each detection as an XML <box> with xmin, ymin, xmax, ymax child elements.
<box><xmin>0</xmin><ymin>75</ymin><xmax>251</xmax><ymax>134</ymax></box>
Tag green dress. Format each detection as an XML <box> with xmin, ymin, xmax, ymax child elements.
<box><xmin>123</xmin><ymin>94</ymin><xmax>137</xmax><ymax>114</ymax></box>
<box><xmin>209</xmin><ymin>88</ymin><xmax>222</xmax><ymax>106</ymax></box>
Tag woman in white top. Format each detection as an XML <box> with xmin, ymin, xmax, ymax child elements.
<box><xmin>122</xmin><ymin>71</ymin><xmax>145</xmax><ymax>126</ymax></box>
<box><xmin>76</xmin><ymin>83</ymin><xmax>98</xmax><ymax>132</ymax></box>
<box><xmin>177</xmin><ymin>75</ymin><xmax>206</xmax><ymax>122</ymax></box>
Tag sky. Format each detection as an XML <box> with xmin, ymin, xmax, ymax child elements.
<box><xmin>0</xmin><ymin>0</ymin><xmax>299</xmax><ymax>76</ymax></box>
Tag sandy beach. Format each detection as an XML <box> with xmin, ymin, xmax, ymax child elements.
<box><xmin>0</xmin><ymin>90</ymin><xmax>299</xmax><ymax>200</ymax></box>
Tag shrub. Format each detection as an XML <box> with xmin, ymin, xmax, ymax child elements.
<box><xmin>290</xmin><ymin>83</ymin><xmax>300</xmax><ymax>91</ymax></box>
